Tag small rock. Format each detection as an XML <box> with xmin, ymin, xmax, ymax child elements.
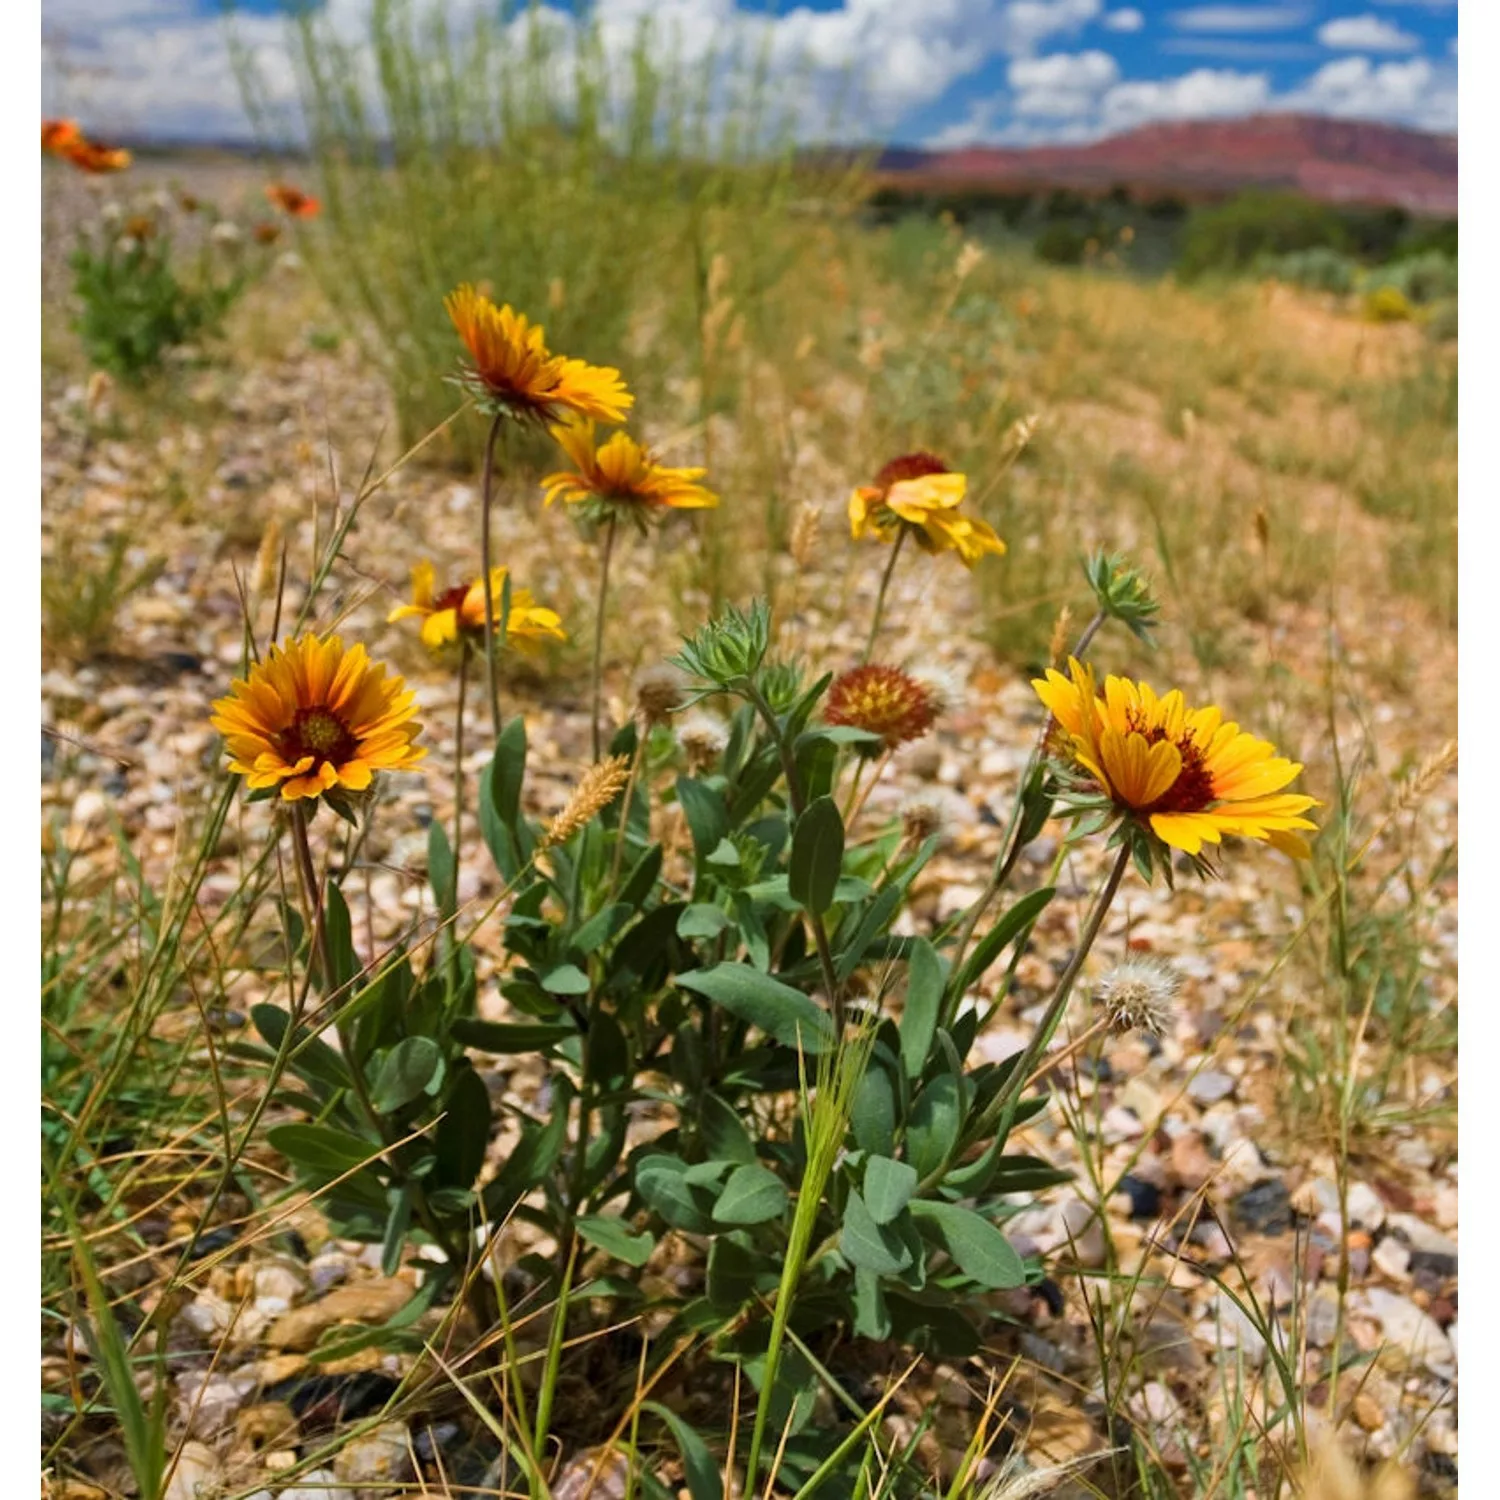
<box><xmin>1353</xmin><ymin>1393</ymin><xmax>1385</xmax><ymax>1433</ymax></box>
<box><xmin>1232</xmin><ymin>1180</ymin><xmax>1292</xmax><ymax>1236</ymax></box>
<box><xmin>165</xmin><ymin>1441</ymin><xmax>219</xmax><ymax>1500</ymax></box>
<box><xmin>1117</xmin><ymin>1174</ymin><xmax>1161</xmax><ymax>1220</ymax></box>
<box><xmin>333</xmin><ymin>1420</ymin><xmax>413</xmax><ymax>1490</ymax></box>
<box><xmin>266</xmin><ymin>1277</ymin><xmax>415</xmax><ymax>1351</ymax></box>
<box><xmin>552</xmin><ymin>1446</ymin><xmax>629</xmax><ymax>1500</ymax></box>
<box><xmin>177</xmin><ymin>1370</ymin><xmax>257</xmax><ymax>1436</ymax></box>
<box><xmin>1305</xmin><ymin>1291</ymin><xmax>1341</xmax><ymax>1349</ymax></box>
<box><xmin>1346</xmin><ymin>1181</ymin><xmax>1386</xmax><ymax>1232</ymax></box>
<box><xmin>1362</xmin><ymin>1287</ymin><xmax>1456</xmax><ymax>1375</ymax></box>
<box><xmin>1186</xmin><ymin>1070</ymin><xmax>1235</xmax><ymax>1105</ymax></box>
<box><xmin>253</xmin><ymin>1258</ymin><xmax>308</xmax><ymax>1303</ymax></box>
<box><xmin>276</xmin><ymin>1470</ymin><xmax>341</xmax><ymax>1500</ymax></box>
<box><xmin>1128</xmin><ymin>1380</ymin><xmax>1183</xmax><ymax>1429</ymax></box>
<box><xmin>1372</xmin><ymin>1237</ymin><xmax>1412</xmax><ymax>1282</ymax></box>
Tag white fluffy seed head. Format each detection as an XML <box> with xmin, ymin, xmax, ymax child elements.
<box><xmin>1096</xmin><ymin>956</ymin><xmax>1181</xmax><ymax>1037</ymax></box>
<box><xmin>634</xmin><ymin>663</ymin><xmax>686</xmax><ymax>725</ymax></box>
<box><xmin>899</xmin><ymin>790</ymin><xmax>950</xmax><ymax>850</ymax></box>
<box><xmin>677</xmin><ymin>709</ymin><xmax>729</xmax><ymax>771</ymax></box>
<box><xmin>911</xmin><ymin>665</ymin><xmax>965</xmax><ymax>721</ymax></box>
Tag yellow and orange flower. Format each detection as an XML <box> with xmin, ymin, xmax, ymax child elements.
<box><xmin>42</xmin><ymin>119</ymin><xmax>81</xmax><ymax>154</ymax></box>
<box><xmin>62</xmin><ymin>138</ymin><xmax>132</xmax><ymax>174</ymax></box>
<box><xmin>1032</xmin><ymin>657</ymin><xmax>1318</xmax><ymax>858</ymax></box>
<box><xmin>849</xmin><ymin>452</ymin><xmax>1005</xmax><ymax>568</ymax></box>
<box><xmin>824</xmin><ymin>664</ymin><xmax>937</xmax><ymax>754</ymax></box>
<box><xmin>541</xmin><ymin>415</ymin><xmax>717</xmax><ymax>518</ymax></box>
<box><xmin>210</xmin><ymin>635</ymin><xmax>425</xmax><ymax>803</ymax></box>
<box><xmin>387</xmin><ymin>562</ymin><xmax>566</xmax><ymax>656</ymax></box>
<box><xmin>264</xmin><ymin>182</ymin><xmax>321</xmax><ymax>218</ymax></box>
<box><xmin>444</xmin><ymin>285</ymin><xmax>632</xmax><ymax>425</ymax></box>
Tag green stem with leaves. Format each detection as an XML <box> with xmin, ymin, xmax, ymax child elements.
<box><xmin>478</xmin><ymin>409</ymin><xmax>506</xmax><ymax>744</ymax></box>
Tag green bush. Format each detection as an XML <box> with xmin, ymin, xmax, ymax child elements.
<box><xmin>1257</xmin><ymin>246</ymin><xmax>1358</xmax><ymax>295</ymax></box>
<box><xmin>1179</xmin><ymin>190</ymin><xmax>1349</xmax><ymax>279</ymax></box>
<box><xmin>1366</xmin><ymin>250</ymin><xmax>1459</xmax><ymax>306</ymax></box>
<box><xmin>1034</xmin><ymin>222</ymin><xmax>1088</xmax><ymax>266</ymax></box>
<box><xmin>68</xmin><ymin>211</ymin><xmax>249</xmax><ymax>382</ymax></box>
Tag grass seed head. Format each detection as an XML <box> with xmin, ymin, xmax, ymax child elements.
<box><xmin>540</xmin><ymin>755</ymin><xmax>632</xmax><ymax>849</ymax></box>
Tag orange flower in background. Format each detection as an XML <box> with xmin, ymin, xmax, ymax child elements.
<box><xmin>42</xmin><ymin>119</ymin><xmax>81</xmax><ymax>154</ymax></box>
<box><xmin>444</xmin><ymin>284</ymin><xmax>632</xmax><ymax>425</ymax></box>
<box><xmin>541</xmin><ymin>415</ymin><xmax>717</xmax><ymax>518</ymax></box>
<box><xmin>824</xmin><ymin>664</ymin><xmax>938</xmax><ymax>754</ymax></box>
<box><xmin>123</xmin><ymin>214</ymin><xmax>155</xmax><ymax>241</ymax></box>
<box><xmin>1033</xmin><ymin>656</ymin><xmax>1319</xmax><ymax>859</ymax></box>
<box><xmin>264</xmin><ymin>182</ymin><xmax>321</xmax><ymax>218</ymax></box>
<box><xmin>387</xmin><ymin>561</ymin><xmax>566</xmax><ymax>656</ymax></box>
<box><xmin>849</xmin><ymin>452</ymin><xmax>1005</xmax><ymax>568</ymax></box>
<box><xmin>252</xmin><ymin>222</ymin><xmax>282</xmax><ymax>245</ymax></box>
<box><xmin>210</xmin><ymin>635</ymin><xmax>426</xmax><ymax>803</ymax></box>
<box><xmin>62</xmin><ymin>138</ymin><xmax>133</xmax><ymax>174</ymax></box>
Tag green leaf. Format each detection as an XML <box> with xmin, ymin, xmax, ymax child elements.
<box><xmin>642</xmin><ymin>1402</ymin><xmax>723</xmax><ymax>1500</ymax></box>
<box><xmin>576</xmin><ymin>1215</ymin><xmax>656</xmax><ymax>1268</ymax></box>
<box><xmin>677</xmin><ymin>964</ymin><xmax>834</xmax><ymax>1052</ymax></box>
<box><xmin>713</xmin><ymin>1163</ymin><xmax>789</xmax><ymax>1225</ymax></box>
<box><xmin>989</xmin><ymin>1155</ymin><xmax>1074</xmax><ymax>1193</ymax></box>
<box><xmin>788</xmin><ymin>795</ymin><xmax>845</xmax><ymax>916</ymax></box>
<box><xmin>699</xmin><ymin>1092</ymin><xmax>757</xmax><ymax>1165</ymax></box>
<box><xmin>850</xmin><ymin>1065</ymin><xmax>896</xmax><ymax>1156</ymax></box>
<box><xmin>478</xmin><ymin>720</ymin><xmax>527</xmax><ymax>875</ymax></box>
<box><xmin>540</xmin><ymin>964</ymin><xmax>591</xmax><ymax>996</ymax></box>
<box><xmin>906</xmin><ymin>1072</ymin><xmax>961</xmax><ymax>1181</ymax></box>
<box><xmin>267</xmin><ymin>1123</ymin><xmax>378</xmax><ymax>1175</ymax></box>
<box><xmin>677</xmin><ymin>776</ymin><xmax>730</xmax><ymax>866</ymax></box>
<box><xmin>954</xmin><ymin>886</ymin><xmax>1055</xmax><ymax>995</ymax></box>
<box><xmin>428</xmin><ymin>819</ymin><xmax>455</xmax><ymax>911</ymax></box>
<box><xmin>677</xmin><ymin>903</ymin><xmax>730</xmax><ymax>941</ymax></box>
<box><xmin>839</xmin><ymin>1189</ymin><xmax>912</xmax><ymax>1275</ymax></box>
<box><xmin>380</xmin><ymin>1185</ymin><xmax>413</xmax><ymax>1276</ymax></box>
<box><xmin>451</xmin><ymin>1018</ymin><xmax>577</xmax><ymax>1053</ymax></box>
<box><xmin>250</xmin><ymin>1003</ymin><xmax>351</xmax><ymax>1093</ymax></box>
<box><xmin>432</xmin><ymin>1062</ymin><xmax>491</xmax><ymax>1190</ymax></box>
<box><xmin>323</xmin><ymin>881</ymin><xmax>358</xmax><ymax>993</ymax></box>
<box><xmin>900</xmin><ymin>939</ymin><xmax>943</xmax><ymax>1079</ymax></box>
<box><xmin>369</xmin><ymin>1037</ymin><xmax>445</xmax><ymax>1113</ymax></box>
<box><xmin>908</xmin><ymin>1200</ymin><xmax>1026</xmax><ymax>1289</ymax></box>
<box><xmin>863</xmin><ymin>1155</ymin><xmax>918</xmax><ymax>1225</ymax></box>
<box><xmin>635</xmin><ymin>1154</ymin><xmax>716</xmax><ymax>1233</ymax></box>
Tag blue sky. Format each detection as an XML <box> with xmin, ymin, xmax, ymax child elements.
<box><xmin>40</xmin><ymin>0</ymin><xmax>1457</xmax><ymax>145</ymax></box>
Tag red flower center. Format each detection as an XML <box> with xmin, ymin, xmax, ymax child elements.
<box><xmin>1126</xmin><ymin>713</ymin><xmax>1217</xmax><ymax>814</ymax></box>
<box><xmin>279</xmin><ymin>706</ymin><xmax>357</xmax><ymax>771</ymax></box>
<box><xmin>874</xmin><ymin>452</ymin><xmax>950</xmax><ymax>492</ymax></box>
<box><xmin>433</xmin><ymin>584</ymin><xmax>471</xmax><ymax>614</ymax></box>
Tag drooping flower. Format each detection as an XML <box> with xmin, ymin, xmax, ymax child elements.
<box><xmin>387</xmin><ymin>561</ymin><xmax>566</xmax><ymax>657</ymax></box>
<box><xmin>42</xmin><ymin>119</ymin><xmax>81</xmax><ymax>154</ymax></box>
<box><xmin>210</xmin><ymin>635</ymin><xmax>425</xmax><ymax>803</ymax></box>
<box><xmin>264</xmin><ymin>182</ymin><xmax>321</xmax><ymax>218</ymax></box>
<box><xmin>1033</xmin><ymin>656</ymin><xmax>1318</xmax><ymax>859</ymax></box>
<box><xmin>62</xmin><ymin>138</ymin><xmax>132</xmax><ymax>174</ymax></box>
<box><xmin>444</xmin><ymin>285</ymin><xmax>632</xmax><ymax>425</ymax></box>
<box><xmin>541</xmin><ymin>415</ymin><xmax>717</xmax><ymax>525</ymax></box>
<box><xmin>824</xmin><ymin>664</ymin><xmax>938</xmax><ymax>754</ymax></box>
<box><xmin>849</xmin><ymin>452</ymin><xmax>1005</xmax><ymax>568</ymax></box>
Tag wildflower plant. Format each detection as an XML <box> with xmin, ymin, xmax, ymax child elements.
<box><xmin>203</xmin><ymin>287</ymin><xmax>1319</xmax><ymax>1490</ymax></box>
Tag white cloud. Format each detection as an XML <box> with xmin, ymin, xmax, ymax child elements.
<box><xmin>1169</xmin><ymin>5</ymin><xmax>1311</xmax><ymax>31</ymax></box>
<box><xmin>1161</xmin><ymin>37</ymin><xmax>1318</xmax><ymax>57</ymax></box>
<box><xmin>1102</xmin><ymin>8</ymin><xmax>1145</xmax><ymax>31</ymax></box>
<box><xmin>1101</xmin><ymin>66</ymin><xmax>1272</xmax><ymax>129</ymax></box>
<box><xmin>1286</xmin><ymin>54</ymin><xmax>1456</xmax><ymax>129</ymax></box>
<box><xmin>1009</xmin><ymin>48</ymin><xmax>1120</xmax><ymax>116</ymax></box>
<box><xmin>1318</xmin><ymin>14</ymin><xmax>1420</xmax><ymax>51</ymax></box>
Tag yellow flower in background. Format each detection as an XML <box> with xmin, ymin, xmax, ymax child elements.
<box><xmin>1033</xmin><ymin>656</ymin><xmax>1318</xmax><ymax>858</ymax></box>
<box><xmin>444</xmin><ymin>284</ymin><xmax>632</xmax><ymax>424</ymax></box>
<box><xmin>210</xmin><ymin>635</ymin><xmax>425</xmax><ymax>802</ymax></box>
<box><xmin>387</xmin><ymin>562</ymin><xmax>566</xmax><ymax>656</ymax></box>
<box><xmin>541</xmin><ymin>415</ymin><xmax>719</xmax><ymax>518</ymax></box>
<box><xmin>849</xmin><ymin>452</ymin><xmax>1005</xmax><ymax>568</ymax></box>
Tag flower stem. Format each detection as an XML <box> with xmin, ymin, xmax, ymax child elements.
<box><xmin>289</xmin><ymin>802</ymin><xmax>332</xmax><ymax>991</ymax></box>
<box><xmin>861</xmin><ymin>529</ymin><xmax>906</xmax><ymax>664</ymax></box>
<box><xmin>591</xmin><ymin>513</ymin><xmax>619</xmax><ymax>761</ymax></box>
<box><xmin>478</xmin><ymin>409</ymin><xmax>506</xmax><ymax>745</ymax></box>
<box><xmin>607</xmin><ymin>722</ymin><xmax>648</xmax><ymax>896</ymax></box>
<box><xmin>447</xmin><ymin>646</ymin><xmax>469</xmax><ymax>1001</ymax></box>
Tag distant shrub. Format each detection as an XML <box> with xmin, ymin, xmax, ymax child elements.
<box><xmin>1034</xmin><ymin>223</ymin><xmax>1088</xmax><ymax>265</ymax></box>
<box><xmin>1367</xmin><ymin>250</ymin><xmax>1459</xmax><ymax>306</ymax></box>
<box><xmin>1362</xmin><ymin>285</ymin><xmax>1416</xmax><ymax>323</ymax></box>
<box><xmin>1179</xmin><ymin>191</ymin><xmax>1349</xmax><ymax>279</ymax></box>
<box><xmin>1425</xmin><ymin>299</ymin><xmax>1458</xmax><ymax>343</ymax></box>
<box><xmin>1258</xmin><ymin>247</ymin><xmax>1358</xmax><ymax>295</ymax></box>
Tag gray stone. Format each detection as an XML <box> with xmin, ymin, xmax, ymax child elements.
<box><xmin>1361</xmin><ymin>1287</ymin><xmax>1456</xmax><ymax>1375</ymax></box>
<box><xmin>1187</xmin><ymin>1070</ymin><xmax>1235</xmax><ymax>1105</ymax></box>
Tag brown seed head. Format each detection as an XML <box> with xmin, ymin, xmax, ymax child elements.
<box><xmin>634</xmin><ymin>664</ymin><xmax>685</xmax><ymax>726</ymax></box>
<box><xmin>540</xmin><ymin>755</ymin><xmax>631</xmax><ymax>849</ymax></box>
<box><xmin>825</xmin><ymin>664</ymin><xmax>937</xmax><ymax>754</ymax></box>
<box><xmin>790</xmin><ymin>503</ymin><xmax>821</xmax><ymax>570</ymax></box>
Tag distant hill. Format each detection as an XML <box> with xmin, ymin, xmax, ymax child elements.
<box><xmin>876</xmin><ymin>114</ymin><xmax>1456</xmax><ymax>216</ymax></box>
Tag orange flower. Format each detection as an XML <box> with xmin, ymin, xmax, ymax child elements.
<box><xmin>444</xmin><ymin>284</ymin><xmax>632</xmax><ymax>424</ymax></box>
<box><xmin>824</xmin><ymin>664</ymin><xmax>937</xmax><ymax>754</ymax></box>
<box><xmin>210</xmin><ymin>635</ymin><xmax>426</xmax><ymax>803</ymax></box>
<box><xmin>252</xmin><ymin>222</ymin><xmax>282</xmax><ymax>246</ymax></box>
<box><xmin>62</xmin><ymin>138</ymin><xmax>132</xmax><ymax>174</ymax></box>
<box><xmin>541</xmin><ymin>415</ymin><xmax>718</xmax><ymax>519</ymax></box>
<box><xmin>42</xmin><ymin>119</ymin><xmax>81</xmax><ymax>154</ymax></box>
<box><xmin>264</xmin><ymin>182</ymin><xmax>321</xmax><ymax>218</ymax></box>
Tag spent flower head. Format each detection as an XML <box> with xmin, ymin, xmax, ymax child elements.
<box><xmin>1096</xmin><ymin>956</ymin><xmax>1181</xmax><ymax>1036</ymax></box>
<box><xmin>677</xmin><ymin>709</ymin><xmax>730</xmax><ymax>773</ymax></box>
<box><xmin>634</xmin><ymin>663</ymin><xmax>686</xmax><ymax>725</ymax></box>
<box><xmin>899</xmin><ymin>790</ymin><xmax>950</xmax><ymax>851</ymax></box>
<box><xmin>825</xmin><ymin>664</ymin><xmax>937</xmax><ymax>756</ymax></box>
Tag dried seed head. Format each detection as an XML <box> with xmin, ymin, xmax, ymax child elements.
<box><xmin>548</xmin><ymin>276</ymin><xmax>566</xmax><ymax>311</ymax></box>
<box><xmin>210</xmin><ymin>220</ymin><xmax>242</xmax><ymax>247</ymax></box>
<box><xmin>954</xmin><ymin>240</ymin><xmax>984</xmax><ymax>282</ymax></box>
<box><xmin>1396</xmin><ymin>739</ymin><xmax>1456</xmax><ymax>813</ymax></box>
<box><xmin>899</xmin><ymin>790</ymin><xmax>949</xmax><ymax>851</ymax></box>
<box><xmin>1096</xmin><ymin>956</ymin><xmax>1181</xmax><ymax>1037</ymax></box>
<box><xmin>997</xmin><ymin>413</ymin><xmax>1039</xmax><ymax>472</ymax></box>
<box><xmin>85</xmin><ymin>369</ymin><xmax>112</xmax><ymax>417</ymax></box>
<box><xmin>253</xmin><ymin>518</ymin><xmax>282</xmax><ymax>599</ymax></box>
<box><xmin>1048</xmin><ymin>604</ymin><xmax>1073</xmax><ymax>670</ymax></box>
<box><xmin>790</xmin><ymin>503</ymin><xmax>821</xmax><ymax>570</ymax></box>
<box><xmin>634</xmin><ymin>663</ymin><xmax>685</xmax><ymax>726</ymax></box>
<box><xmin>540</xmin><ymin>755</ymin><xmax>631</xmax><ymax>849</ymax></box>
<box><xmin>1253</xmin><ymin>507</ymin><xmax>1270</xmax><ymax>551</ymax></box>
<box><xmin>911</xmin><ymin>665</ymin><xmax>964</xmax><ymax>721</ymax></box>
<box><xmin>677</xmin><ymin>710</ymin><xmax>729</xmax><ymax>774</ymax></box>
<box><xmin>825</xmin><ymin>663</ymin><xmax>938</xmax><ymax>755</ymax></box>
